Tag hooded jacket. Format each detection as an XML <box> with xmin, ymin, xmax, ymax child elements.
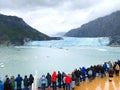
<box><xmin>65</xmin><ymin>75</ymin><xmax>72</xmax><ymax>84</ymax></box>
<box><xmin>52</xmin><ymin>71</ymin><xmax>57</xmax><ymax>82</ymax></box>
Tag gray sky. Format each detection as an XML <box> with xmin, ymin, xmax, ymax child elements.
<box><xmin>1</xmin><ymin>0</ymin><xmax>120</xmax><ymax>36</ymax></box>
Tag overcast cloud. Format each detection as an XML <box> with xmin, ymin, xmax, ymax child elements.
<box><xmin>0</xmin><ymin>0</ymin><xmax>120</xmax><ymax>35</ymax></box>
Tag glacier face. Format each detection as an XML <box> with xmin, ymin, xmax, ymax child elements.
<box><xmin>24</xmin><ymin>37</ymin><xmax>110</xmax><ymax>47</ymax></box>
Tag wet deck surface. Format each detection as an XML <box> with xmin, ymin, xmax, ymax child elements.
<box><xmin>75</xmin><ymin>75</ymin><xmax>120</xmax><ymax>90</ymax></box>
<box><xmin>36</xmin><ymin>74</ymin><xmax>120</xmax><ymax>90</ymax></box>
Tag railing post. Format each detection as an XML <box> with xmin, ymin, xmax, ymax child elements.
<box><xmin>32</xmin><ymin>71</ymin><xmax>38</xmax><ymax>90</ymax></box>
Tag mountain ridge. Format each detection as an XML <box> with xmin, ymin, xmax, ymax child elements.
<box><xmin>65</xmin><ymin>11</ymin><xmax>120</xmax><ymax>37</ymax></box>
<box><xmin>65</xmin><ymin>11</ymin><xmax>120</xmax><ymax>45</ymax></box>
<box><xmin>0</xmin><ymin>14</ymin><xmax>60</xmax><ymax>46</ymax></box>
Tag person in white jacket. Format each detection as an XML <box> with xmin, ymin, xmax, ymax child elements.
<box><xmin>40</xmin><ymin>75</ymin><xmax>46</xmax><ymax>90</ymax></box>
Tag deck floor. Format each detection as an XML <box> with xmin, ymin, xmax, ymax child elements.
<box><xmin>37</xmin><ymin>74</ymin><xmax>120</xmax><ymax>90</ymax></box>
<box><xmin>75</xmin><ymin>75</ymin><xmax>120</xmax><ymax>90</ymax></box>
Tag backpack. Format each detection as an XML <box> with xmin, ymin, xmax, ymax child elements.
<box><xmin>88</xmin><ymin>70</ymin><xmax>92</xmax><ymax>75</ymax></box>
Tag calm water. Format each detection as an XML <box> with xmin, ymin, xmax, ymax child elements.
<box><xmin>0</xmin><ymin>46</ymin><xmax>120</xmax><ymax>78</ymax></box>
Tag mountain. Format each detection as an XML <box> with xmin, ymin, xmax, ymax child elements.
<box><xmin>53</xmin><ymin>32</ymin><xmax>66</xmax><ymax>37</ymax></box>
<box><xmin>65</xmin><ymin>11</ymin><xmax>120</xmax><ymax>37</ymax></box>
<box><xmin>0</xmin><ymin>14</ymin><xmax>60</xmax><ymax>45</ymax></box>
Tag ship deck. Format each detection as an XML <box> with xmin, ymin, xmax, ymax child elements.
<box><xmin>36</xmin><ymin>74</ymin><xmax>120</xmax><ymax>90</ymax></box>
<box><xmin>75</xmin><ymin>74</ymin><xmax>120</xmax><ymax>90</ymax></box>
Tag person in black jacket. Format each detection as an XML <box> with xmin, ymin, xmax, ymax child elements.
<box><xmin>23</xmin><ymin>75</ymin><xmax>29</xmax><ymax>90</ymax></box>
<box><xmin>58</xmin><ymin>71</ymin><xmax>62</xmax><ymax>88</ymax></box>
<box><xmin>29</xmin><ymin>74</ymin><xmax>34</xmax><ymax>90</ymax></box>
<box><xmin>4</xmin><ymin>78</ymin><xmax>12</xmax><ymax>90</ymax></box>
<box><xmin>74</xmin><ymin>69</ymin><xmax>81</xmax><ymax>86</ymax></box>
<box><xmin>62</xmin><ymin>72</ymin><xmax>66</xmax><ymax>90</ymax></box>
<box><xmin>46</xmin><ymin>73</ymin><xmax>51</xmax><ymax>89</ymax></box>
<box><xmin>109</xmin><ymin>68</ymin><xmax>114</xmax><ymax>82</ymax></box>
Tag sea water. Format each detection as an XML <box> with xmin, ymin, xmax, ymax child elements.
<box><xmin>0</xmin><ymin>37</ymin><xmax>120</xmax><ymax>78</ymax></box>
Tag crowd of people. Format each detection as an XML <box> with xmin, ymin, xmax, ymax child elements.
<box><xmin>0</xmin><ymin>74</ymin><xmax>34</xmax><ymax>90</ymax></box>
<box><xmin>0</xmin><ymin>60</ymin><xmax>120</xmax><ymax>90</ymax></box>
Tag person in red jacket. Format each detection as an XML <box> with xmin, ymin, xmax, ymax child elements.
<box><xmin>65</xmin><ymin>74</ymin><xmax>72</xmax><ymax>90</ymax></box>
<box><xmin>52</xmin><ymin>71</ymin><xmax>57</xmax><ymax>90</ymax></box>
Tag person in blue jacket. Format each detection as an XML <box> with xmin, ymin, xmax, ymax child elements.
<box><xmin>15</xmin><ymin>74</ymin><xmax>23</xmax><ymax>90</ymax></box>
<box><xmin>0</xmin><ymin>79</ymin><xmax>4</xmax><ymax>90</ymax></box>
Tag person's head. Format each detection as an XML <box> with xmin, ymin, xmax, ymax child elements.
<box><xmin>30</xmin><ymin>74</ymin><xmax>33</xmax><ymax>77</ymax></box>
<box><xmin>53</xmin><ymin>71</ymin><xmax>56</xmax><ymax>74</ymax></box>
<box><xmin>6</xmin><ymin>78</ymin><xmax>9</xmax><ymax>81</ymax></box>
<box><xmin>11</xmin><ymin>76</ymin><xmax>14</xmax><ymax>79</ymax></box>
<box><xmin>47</xmin><ymin>73</ymin><xmax>50</xmax><ymax>75</ymax></box>
<box><xmin>58</xmin><ymin>71</ymin><xmax>60</xmax><ymax>74</ymax></box>
<box><xmin>42</xmin><ymin>75</ymin><xmax>45</xmax><ymax>77</ymax></box>
<box><xmin>25</xmin><ymin>75</ymin><xmax>27</xmax><ymax>78</ymax></box>
<box><xmin>5</xmin><ymin>75</ymin><xmax>8</xmax><ymax>78</ymax></box>
<box><xmin>18</xmin><ymin>74</ymin><xmax>20</xmax><ymax>76</ymax></box>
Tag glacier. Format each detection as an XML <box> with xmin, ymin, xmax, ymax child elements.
<box><xmin>24</xmin><ymin>37</ymin><xmax>110</xmax><ymax>47</ymax></box>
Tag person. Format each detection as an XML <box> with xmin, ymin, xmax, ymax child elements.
<box><xmin>46</xmin><ymin>73</ymin><xmax>51</xmax><ymax>90</ymax></box>
<box><xmin>57</xmin><ymin>71</ymin><xmax>62</xmax><ymax>88</ymax></box>
<box><xmin>4</xmin><ymin>78</ymin><xmax>12</xmax><ymax>90</ymax></box>
<box><xmin>103</xmin><ymin>62</ymin><xmax>109</xmax><ymax>73</ymax></box>
<box><xmin>52</xmin><ymin>71</ymin><xmax>57</xmax><ymax>90</ymax></box>
<box><xmin>108</xmin><ymin>61</ymin><xmax>113</xmax><ymax>69</ymax></box>
<box><xmin>15</xmin><ymin>74</ymin><xmax>23</xmax><ymax>90</ymax></box>
<box><xmin>40</xmin><ymin>75</ymin><xmax>46</xmax><ymax>90</ymax></box>
<box><xmin>71</xmin><ymin>72</ymin><xmax>76</xmax><ymax>90</ymax></box>
<box><xmin>0</xmin><ymin>79</ymin><xmax>4</xmax><ymax>90</ymax></box>
<box><xmin>100</xmin><ymin>66</ymin><xmax>105</xmax><ymax>78</ymax></box>
<box><xmin>74</xmin><ymin>69</ymin><xmax>81</xmax><ymax>86</ymax></box>
<box><xmin>23</xmin><ymin>75</ymin><xmax>29</xmax><ymax>90</ymax></box>
<box><xmin>81</xmin><ymin>67</ymin><xmax>86</xmax><ymax>81</ymax></box>
<box><xmin>115</xmin><ymin>63</ymin><xmax>120</xmax><ymax>76</ymax></box>
<box><xmin>87</xmin><ymin>68</ymin><xmax>93</xmax><ymax>82</ymax></box>
<box><xmin>108</xmin><ymin>68</ymin><xmax>114</xmax><ymax>82</ymax></box>
<box><xmin>65</xmin><ymin>74</ymin><xmax>72</xmax><ymax>90</ymax></box>
<box><xmin>62</xmin><ymin>72</ymin><xmax>66</xmax><ymax>90</ymax></box>
<box><xmin>10</xmin><ymin>76</ymin><xmax>15</xmax><ymax>90</ymax></box>
<box><xmin>3</xmin><ymin>75</ymin><xmax>8</xmax><ymax>83</ymax></box>
<box><xmin>29</xmin><ymin>74</ymin><xmax>34</xmax><ymax>90</ymax></box>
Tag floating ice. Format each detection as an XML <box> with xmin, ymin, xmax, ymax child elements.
<box><xmin>0</xmin><ymin>63</ymin><xmax>4</xmax><ymax>68</ymax></box>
